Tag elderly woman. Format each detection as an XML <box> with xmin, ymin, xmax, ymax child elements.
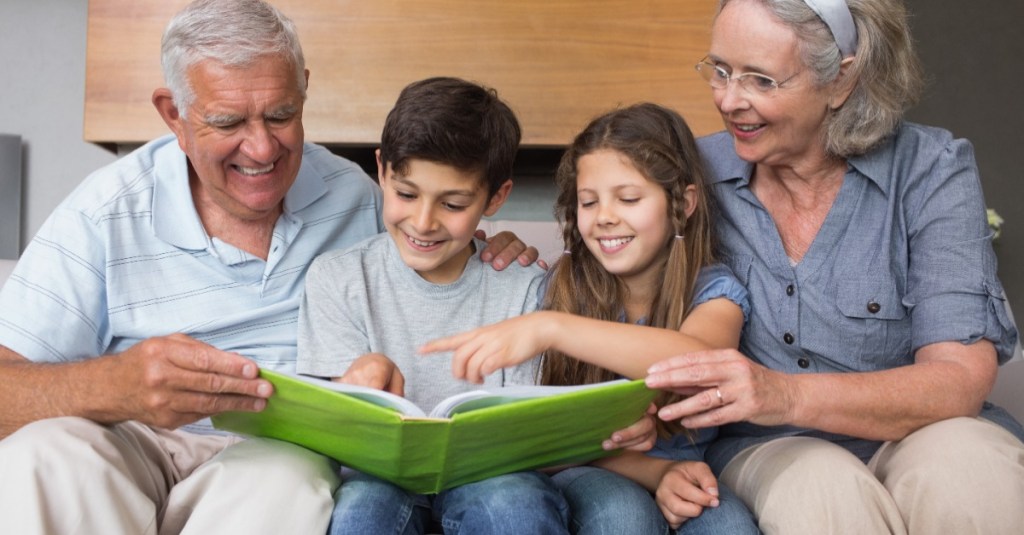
<box><xmin>645</xmin><ymin>0</ymin><xmax>1024</xmax><ymax>533</ymax></box>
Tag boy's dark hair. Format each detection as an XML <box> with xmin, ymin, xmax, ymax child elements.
<box><xmin>379</xmin><ymin>77</ymin><xmax>521</xmax><ymax>196</ymax></box>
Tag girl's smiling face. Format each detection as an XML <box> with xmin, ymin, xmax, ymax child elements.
<box><xmin>575</xmin><ymin>149</ymin><xmax>674</xmax><ymax>292</ymax></box>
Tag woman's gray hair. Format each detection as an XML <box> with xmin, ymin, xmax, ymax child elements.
<box><xmin>161</xmin><ymin>0</ymin><xmax>307</xmax><ymax>117</ymax></box>
<box><xmin>718</xmin><ymin>0</ymin><xmax>923</xmax><ymax>157</ymax></box>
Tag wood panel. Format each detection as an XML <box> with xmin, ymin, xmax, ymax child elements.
<box><xmin>84</xmin><ymin>1</ymin><xmax>720</xmax><ymax>147</ymax></box>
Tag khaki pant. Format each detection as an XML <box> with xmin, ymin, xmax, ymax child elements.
<box><xmin>721</xmin><ymin>417</ymin><xmax>1024</xmax><ymax>535</ymax></box>
<box><xmin>0</xmin><ymin>417</ymin><xmax>340</xmax><ymax>534</ymax></box>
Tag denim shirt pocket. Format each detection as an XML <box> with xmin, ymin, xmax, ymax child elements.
<box><xmin>835</xmin><ymin>278</ymin><xmax>913</xmax><ymax>369</ymax></box>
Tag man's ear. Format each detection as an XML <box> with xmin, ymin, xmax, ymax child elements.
<box><xmin>152</xmin><ymin>88</ymin><xmax>185</xmax><ymax>141</ymax></box>
<box><xmin>483</xmin><ymin>180</ymin><xmax>514</xmax><ymax>217</ymax></box>
<box><xmin>682</xmin><ymin>184</ymin><xmax>698</xmax><ymax>219</ymax></box>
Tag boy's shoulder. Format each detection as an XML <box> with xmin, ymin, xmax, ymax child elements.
<box><xmin>309</xmin><ymin>233</ymin><xmax>390</xmax><ymax>273</ymax></box>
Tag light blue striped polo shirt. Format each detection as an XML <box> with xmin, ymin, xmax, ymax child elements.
<box><xmin>0</xmin><ymin>135</ymin><xmax>383</xmax><ymax>380</ymax></box>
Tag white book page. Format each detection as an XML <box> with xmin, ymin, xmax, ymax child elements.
<box><xmin>281</xmin><ymin>371</ymin><xmax>426</xmax><ymax>417</ymax></box>
<box><xmin>428</xmin><ymin>379</ymin><xmax>629</xmax><ymax>418</ymax></box>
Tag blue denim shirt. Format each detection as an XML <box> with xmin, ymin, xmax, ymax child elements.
<box><xmin>699</xmin><ymin>123</ymin><xmax>1022</xmax><ymax>471</ymax></box>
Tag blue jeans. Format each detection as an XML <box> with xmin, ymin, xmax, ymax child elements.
<box><xmin>552</xmin><ymin>465</ymin><xmax>759</xmax><ymax>535</ymax></box>
<box><xmin>329</xmin><ymin>470</ymin><xmax>570</xmax><ymax>534</ymax></box>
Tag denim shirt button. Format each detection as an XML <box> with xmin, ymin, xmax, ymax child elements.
<box><xmin>867</xmin><ymin>301</ymin><xmax>881</xmax><ymax>314</ymax></box>
<box><xmin>798</xmin><ymin>357</ymin><xmax>810</xmax><ymax>369</ymax></box>
<box><xmin>786</xmin><ymin>284</ymin><xmax>795</xmax><ymax>296</ymax></box>
<box><xmin>783</xmin><ymin>332</ymin><xmax>795</xmax><ymax>344</ymax></box>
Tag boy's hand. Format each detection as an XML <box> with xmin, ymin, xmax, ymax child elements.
<box><xmin>336</xmin><ymin>353</ymin><xmax>405</xmax><ymax>396</ymax></box>
<box><xmin>475</xmin><ymin>229</ymin><xmax>547</xmax><ymax>270</ymax></box>
<box><xmin>420</xmin><ymin>313</ymin><xmax>550</xmax><ymax>383</ymax></box>
<box><xmin>603</xmin><ymin>403</ymin><xmax>658</xmax><ymax>451</ymax></box>
<box><xmin>655</xmin><ymin>460</ymin><xmax>720</xmax><ymax>529</ymax></box>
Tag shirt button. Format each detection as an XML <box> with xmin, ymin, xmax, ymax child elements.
<box><xmin>783</xmin><ymin>332</ymin><xmax>794</xmax><ymax>344</ymax></box>
<box><xmin>786</xmin><ymin>284</ymin><xmax>795</xmax><ymax>296</ymax></box>
<box><xmin>867</xmin><ymin>301</ymin><xmax>881</xmax><ymax>314</ymax></box>
<box><xmin>798</xmin><ymin>357</ymin><xmax>810</xmax><ymax>369</ymax></box>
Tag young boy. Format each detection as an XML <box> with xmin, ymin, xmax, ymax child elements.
<box><xmin>296</xmin><ymin>77</ymin><xmax>568</xmax><ymax>534</ymax></box>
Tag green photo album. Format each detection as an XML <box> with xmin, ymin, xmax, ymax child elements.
<box><xmin>212</xmin><ymin>369</ymin><xmax>657</xmax><ymax>494</ymax></box>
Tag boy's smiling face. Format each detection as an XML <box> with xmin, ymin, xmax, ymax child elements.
<box><xmin>378</xmin><ymin>153</ymin><xmax>512</xmax><ymax>284</ymax></box>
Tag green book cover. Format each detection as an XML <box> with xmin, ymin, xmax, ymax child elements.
<box><xmin>212</xmin><ymin>369</ymin><xmax>658</xmax><ymax>494</ymax></box>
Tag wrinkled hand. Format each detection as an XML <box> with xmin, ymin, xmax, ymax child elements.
<box><xmin>475</xmin><ymin>229</ymin><xmax>546</xmax><ymax>270</ymax></box>
<box><xmin>337</xmin><ymin>354</ymin><xmax>405</xmax><ymax>396</ymax></box>
<box><xmin>420</xmin><ymin>313</ymin><xmax>550</xmax><ymax>383</ymax></box>
<box><xmin>645</xmin><ymin>349</ymin><xmax>795</xmax><ymax>429</ymax></box>
<box><xmin>109</xmin><ymin>333</ymin><xmax>271</xmax><ymax>429</ymax></box>
<box><xmin>656</xmin><ymin>461</ymin><xmax>720</xmax><ymax>529</ymax></box>
<box><xmin>602</xmin><ymin>403</ymin><xmax>658</xmax><ymax>452</ymax></box>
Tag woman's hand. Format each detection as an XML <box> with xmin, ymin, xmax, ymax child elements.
<box><xmin>420</xmin><ymin>312</ymin><xmax>553</xmax><ymax>383</ymax></box>
<box><xmin>645</xmin><ymin>349</ymin><xmax>798</xmax><ymax>429</ymax></box>
<box><xmin>655</xmin><ymin>460</ymin><xmax>720</xmax><ymax>529</ymax></box>
<box><xmin>335</xmin><ymin>353</ymin><xmax>405</xmax><ymax>396</ymax></box>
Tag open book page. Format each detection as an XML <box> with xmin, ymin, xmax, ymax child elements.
<box><xmin>277</xmin><ymin>370</ymin><xmax>427</xmax><ymax>417</ymax></box>
<box><xmin>430</xmin><ymin>380</ymin><xmax>630</xmax><ymax>418</ymax></box>
<box><xmin>275</xmin><ymin>371</ymin><xmax>629</xmax><ymax>420</ymax></box>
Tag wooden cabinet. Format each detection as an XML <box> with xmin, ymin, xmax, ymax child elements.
<box><xmin>85</xmin><ymin>1</ymin><xmax>720</xmax><ymax>148</ymax></box>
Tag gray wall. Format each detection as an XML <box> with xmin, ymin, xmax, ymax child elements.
<box><xmin>1</xmin><ymin>0</ymin><xmax>1020</xmax><ymax>307</ymax></box>
<box><xmin>904</xmin><ymin>0</ymin><xmax>1024</xmax><ymax>305</ymax></box>
<box><xmin>0</xmin><ymin>0</ymin><xmax>116</xmax><ymax>251</ymax></box>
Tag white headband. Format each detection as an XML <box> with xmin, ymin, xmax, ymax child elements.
<box><xmin>803</xmin><ymin>0</ymin><xmax>858</xmax><ymax>58</ymax></box>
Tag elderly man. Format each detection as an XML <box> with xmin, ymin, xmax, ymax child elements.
<box><xmin>0</xmin><ymin>0</ymin><xmax>541</xmax><ymax>532</ymax></box>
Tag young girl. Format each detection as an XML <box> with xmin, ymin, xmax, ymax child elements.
<box><xmin>423</xmin><ymin>103</ymin><xmax>759</xmax><ymax>534</ymax></box>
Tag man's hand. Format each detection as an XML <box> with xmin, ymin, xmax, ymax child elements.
<box><xmin>102</xmin><ymin>333</ymin><xmax>273</xmax><ymax>429</ymax></box>
<box><xmin>475</xmin><ymin>229</ymin><xmax>546</xmax><ymax>270</ymax></box>
<box><xmin>336</xmin><ymin>353</ymin><xmax>405</xmax><ymax>396</ymax></box>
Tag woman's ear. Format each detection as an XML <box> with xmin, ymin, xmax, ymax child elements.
<box><xmin>829</xmin><ymin>57</ymin><xmax>857</xmax><ymax>110</ymax></box>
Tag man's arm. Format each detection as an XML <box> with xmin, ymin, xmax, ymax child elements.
<box><xmin>476</xmin><ymin>230</ymin><xmax>543</xmax><ymax>270</ymax></box>
<box><xmin>0</xmin><ymin>337</ymin><xmax>272</xmax><ymax>439</ymax></box>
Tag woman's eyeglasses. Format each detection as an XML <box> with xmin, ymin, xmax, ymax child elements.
<box><xmin>695</xmin><ymin>56</ymin><xmax>800</xmax><ymax>97</ymax></box>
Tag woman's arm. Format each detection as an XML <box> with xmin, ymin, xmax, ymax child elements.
<box><xmin>646</xmin><ymin>339</ymin><xmax>997</xmax><ymax>441</ymax></box>
<box><xmin>422</xmin><ymin>298</ymin><xmax>743</xmax><ymax>383</ymax></box>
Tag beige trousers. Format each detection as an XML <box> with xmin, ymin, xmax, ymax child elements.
<box><xmin>0</xmin><ymin>417</ymin><xmax>340</xmax><ymax>534</ymax></box>
<box><xmin>721</xmin><ymin>417</ymin><xmax>1024</xmax><ymax>535</ymax></box>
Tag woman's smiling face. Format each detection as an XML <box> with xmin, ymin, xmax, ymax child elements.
<box><xmin>708</xmin><ymin>0</ymin><xmax>835</xmax><ymax>168</ymax></box>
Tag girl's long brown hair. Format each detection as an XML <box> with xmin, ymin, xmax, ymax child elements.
<box><xmin>540</xmin><ymin>103</ymin><xmax>717</xmax><ymax>436</ymax></box>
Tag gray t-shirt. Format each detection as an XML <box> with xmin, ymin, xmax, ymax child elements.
<box><xmin>297</xmin><ymin>234</ymin><xmax>544</xmax><ymax>412</ymax></box>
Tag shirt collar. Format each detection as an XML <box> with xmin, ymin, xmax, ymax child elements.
<box><xmin>702</xmin><ymin>130</ymin><xmax>897</xmax><ymax>196</ymax></box>
<box><xmin>846</xmin><ymin>132</ymin><xmax>897</xmax><ymax>195</ymax></box>
<box><xmin>152</xmin><ymin>139</ymin><xmax>329</xmax><ymax>250</ymax></box>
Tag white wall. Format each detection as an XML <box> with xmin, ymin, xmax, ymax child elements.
<box><xmin>0</xmin><ymin>0</ymin><xmax>116</xmax><ymax>249</ymax></box>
